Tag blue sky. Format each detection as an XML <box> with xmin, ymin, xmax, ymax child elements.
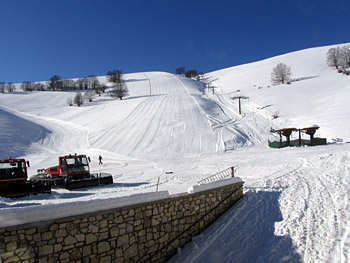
<box><xmin>0</xmin><ymin>0</ymin><xmax>349</xmax><ymax>83</ymax></box>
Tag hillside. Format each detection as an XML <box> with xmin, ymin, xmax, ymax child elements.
<box><xmin>1</xmin><ymin>44</ymin><xmax>350</xmax><ymax>262</ymax></box>
<box><xmin>206</xmin><ymin>44</ymin><xmax>350</xmax><ymax>142</ymax></box>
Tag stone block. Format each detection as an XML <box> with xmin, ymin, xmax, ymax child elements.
<box><xmin>71</xmin><ymin>248</ymin><xmax>82</xmax><ymax>260</ymax></box>
<box><xmin>64</xmin><ymin>236</ymin><xmax>77</xmax><ymax>246</ymax></box>
<box><xmin>126</xmin><ymin>224</ymin><xmax>133</xmax><ymax>234</ymax></box>
<box><xmin>4</xmin><ymin>256</ymin><xmax>20</xmax><ymax>263</ymax></box>
<box><xmin>83</xmin><ymin>245</ymin><xmax>91</xmax><ymax>257</ymax></box>
<box><xmin>100</xmin><ymin>256</ymin><xmax>111</xmax><ymax>263</ymax></box>
<box><xmin>159</xmin><ymin>233</ymin><xmax>169</xmax><ymax>243</ymax></box>
<box><xmin>86</xmin><ymin>234</ymin><xmax>97</xmax><ymax>244</ymax></box>
<box><xmin>42</xmin><ymin>232</ymin><xmax>53</xmax><ymax>241</ymax></box>
<box><xmin>135</xmin><ymin>211</ymin><xmax>143</xmax><ymax>220</ymax></box>
<box><xmin>88</xmin><ymin>224</ymin><xmax>99</xmax><ymax>233</ymax></box>
<box><xmin>99</xmin><ymin>219</ymin><xmax>108</xmax><ymax>228</ymax></box>
<box><xmin>39</xmin><ymin>245</ymin><xmax>53</xmax><ymax>256</ymax></box>
<box><xmin>152</xmin><ymin>219</ymin><xmax>160</xmax><ymax>226</ymax></box>
<box><xmin>98</xmin><ymin>232</ymin><xmax>108</xmax><ymax>241</ymax></box>
<box><xmin>124</xmin><ymin>243</ymin><xmax>138</xmax><ymax>260</ymax></box>
<box><xmin>55</xmin><ymin>229</ymin><xmax>67</xmax><ymax>238</ymax></box>
<box><xmin>110</xmin><ymin>227</ymin><xmax>118</xmax><ymax>237</ymax></box>
<box><xmin>6</xmin><ymin>241</ymin><xmax>17</xmax><ymax>251</ymax></box>
<box><xmin>59</xmin><ymin>252</ymin><xmax>70</xmax><ymax>260</ymax></box>
<box><xmin>75</xmin><ymin>234</ymin><xmax>85</xmax><ymax>242</ymax></box>
<box><xmin>1</xmin><ymin>251</ymin><xmax>14</xmax><ymax>260</ymax></box>
<box><xmin>117</xmin><ymin>234</ymin><xmax>129</xmax><ymax>247</ymax></box>
<box><xmin>54</xmin><ymin>244</ymin><xmax>62</xmax><ymax>253</ymax></box>
<box><xmin>98</xmin><ymin>241</ymin><xmax>110</xmax><ymax>254</ymax></box>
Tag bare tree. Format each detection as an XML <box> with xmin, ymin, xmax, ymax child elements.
<box><xmin>34</xmin><ymin>82</ymin><xmax>46</xmax><ymax>91</ymax></box>
<box><xmin>176</xmin><ymin>67</ymin><xmax>186</xmax><ymax>75</ymax></box>
<box><xmin>84</xmin><ymin>90</ymin><xmax>96</xmax><ymax>102</ymax></box>
<box><xmin>110</xmin><ymin>81</ymin><xmax>129</xmax><ymax>100</ymax></box>
<box><xmin>74</xmin><ymin>92</ymin><xmax>84</xmax><ymax>106</ymax></box>
<box><xmin>327</xmin><ymin>47</ymin><xmax>342</xmax><ymax>69</ymax></box>
<box><xmin>87</xmin><ymin>75</ymin><xmax>100</xmax><ymax>90</ymax></box>
<box><xmin>21</xmin><ymin>81</ymin><xmax>35</xmax><ymax>91</ymax></box>
<box><xmin>6</xmin><ymin>82</ymin><xmax>16</xmax><ymax>92</ymax></box>
<box><xmin>61</xmin><ymin>79</ymin><xmax>76</xmax><ymax>91</ymax></box>
<box><xmin>77</xmin><ymin>78</ymin><xmax>84</xmax><ymax>90</ymax></box>
<box><xmin>271</xmin><ymin>63</ymin><xmax>292</xmax><ymax>85</ymax></box>
<box><xmin>0</xmin><ymin>82</ymin><xmax>5</xmax><ymax>93</ymax></box>
<box><xmin>67</xmin><ymin>97</ymin><xmax>73</xmax><ymax>106</ymax></box>
<box><xmin>94</xmin><ymin>82</ymin><xmax>103</xmax><ymax>96</ymax></box>
<box><xmin>185</xmin><ymin>69</ymin><xmax>198</xmax><ymax>78</ymax></box>
<box><xmin>107</xmin><ymin>70</ymin><xmax>122</xmax><ymax>83</ymax></box>
<box><xmin>48</xmin><ymin>75</ymin><xmax>62</xmax><ymax>91</ymax></box>
<box><xmin>340</xmin><ymin>45</ymin><xmax>350</xmax><ymax>70</ymax></box>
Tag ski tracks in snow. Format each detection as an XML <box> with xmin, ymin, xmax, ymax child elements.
<box><xmin>203</xmin><ymin>92</ymin><xmax>267</xmax><ymax>152</ymax></box>
<box><xmin>92</xmin><ymin>72</ymin><xmax>217</xmax><ymax>160</ymax></box>
<box><xmin>0</xmin><ymin>105</ymin><xmax>90</xmax><ymax>168</ymax></box>
<box><xmin>273</xmin><ymin>151</ymin><xmax>350</xmax><ymax>262</ymax></box>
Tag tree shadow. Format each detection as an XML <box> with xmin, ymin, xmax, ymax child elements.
<box><xmin>125</xmin><ymin>78</ymin><xmax>148</xmax><ymax>83</ymax></box>
<box><xmin>170</xmin><ymin>190</ymin><xmax>302</xmax><ymax>263</ymax></box>
<box><xmin>292</xmin><ymin>75</ymin><xmax>319</xmax><ymax>82</ymax></box>
<box><xmin>0</xmin><ymin>108</ymin><xmax>52</xmax><ymax>159</ymax></box>
<box><xmin>125</xmin><ymin>94</ymin><xmax>162</xmax><ymax>100</ymax></box>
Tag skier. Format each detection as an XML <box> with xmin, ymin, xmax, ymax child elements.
<box><xmin>98</xmin><ymin>155</ymin><xmax>103</xmax><ymax>165</ymax></box>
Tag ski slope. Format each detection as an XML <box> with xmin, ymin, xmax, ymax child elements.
<box><xmin>1</xmin><ymin>44</ymin><xmax>350</xmax><ymax>262</ymax></box>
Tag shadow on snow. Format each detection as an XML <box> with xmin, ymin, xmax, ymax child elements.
<box><xmin>170</xmin><ymin>190</ymin><xmax>302</xmax><ymax>263</ymax></box>
<box><xmin>0</xmin><ymin>108</ymin><xmax>52</xmax><ymax>159</ymax></box>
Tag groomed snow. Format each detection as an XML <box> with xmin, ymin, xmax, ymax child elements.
<box><xmin>1</xmin><ymin>43</ymin><xmax>350</xmax><ymax>262</ymax></box>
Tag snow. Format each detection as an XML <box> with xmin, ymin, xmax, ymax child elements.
<box><xmin>0</xmin><ymin>191</ymin><xmax>170</xmax><ymax>228</ymax></box>
<box><xmin>187</xmin><ymin>177</ymin><xmax>242</xmax><ymax>194</ymax></box>
<box><xmin>1</xmin><ymin>43</ymin><xmax>350</xmax><ymax>262</ymax></box>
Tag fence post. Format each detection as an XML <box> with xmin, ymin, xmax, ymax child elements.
<box><xmin>231</xmin><ymin>167</ymin><xmax>234</xmax><ymax>177</ymax></box>
<box><xmin>156</xmin><ymin>175</ymin><xmax>161</xmax><ymax>192</ymax></box>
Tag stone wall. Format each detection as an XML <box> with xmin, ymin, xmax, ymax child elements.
<box><xmin>0</xmin><ymin>181</ymin><xmax>243</xmax><ymax>263</ymax></box>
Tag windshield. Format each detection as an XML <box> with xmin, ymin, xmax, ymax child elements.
<box><xmin>0</xmin><ymin>161</ymin><xmax>26</xmax><ymax>179</ymax></box>
<box><xmin>61</xmin><ymin>156</ymin><xmax>89</xmax><ymax>173</ymax></box>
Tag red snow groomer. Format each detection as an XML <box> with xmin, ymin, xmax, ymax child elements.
<box><xmin>0</xmin><ymin>158</ymin><xmax>51</xmax><ymax>198</ymax></box>
<box><xmin>31</xmin><ymin>154</ymin><xmax>113</xmax><ymax>190</ymax></box>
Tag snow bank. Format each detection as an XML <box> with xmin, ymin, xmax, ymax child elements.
<box><xmin>1</xmin><ymin>177</ymin><xmax>244</xmax><ymax>228</ymax></box>
<box><xmin>0</xmin><ymin>191</ymin><xmax>170</xmax><ymax>228</ymax></box>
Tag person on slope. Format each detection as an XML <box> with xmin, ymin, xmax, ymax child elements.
<box><xmin>98</xmin><ymin>155</ymin><xmax>103</xmax><ymax>165</ymax></box>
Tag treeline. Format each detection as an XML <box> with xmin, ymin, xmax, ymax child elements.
<box><xmin>175</xmin><ymin>67</ymin><xmax>203</xmax><ymax>80</ymax></box>
<box><xmin>0</xmin><ymin>70</ymin><xmax>128</xmax><ymax>96</ymax></box>
<box><xmin>46</xmin><ymin>75</ymin><xmax>106</xmax><ymax>94</ymax></box>
<box><xmin>0</xmin><ymin>82</ymin><xmax>15</xmax><ymax>93</ymax></box>
<box><xmin>1</xmin><ymin>69</ymin><xmax>129</xmax><ymax>106</ymax></box>
<box><xmin>66</xmin><ymin>69</ymin><xmax>129</xmax><ymax>107</ymax></box>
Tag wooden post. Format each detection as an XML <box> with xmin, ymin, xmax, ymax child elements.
<box><xmin>231</xmin><ymin>167</ymin><xmax>235</xmax><ymax>177</ymax></box>
<box><xmin>156</xmin><ymin>175</ymin><xmax>161</xmax><ymax>192</ymax></box>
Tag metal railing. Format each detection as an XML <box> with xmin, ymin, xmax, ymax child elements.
<box><xmin>197</xmin><ymin>166</ymin><xmax>235</xmax><ymax>185</ymax></box>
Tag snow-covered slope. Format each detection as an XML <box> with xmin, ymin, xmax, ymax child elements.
<box><xmin>1</xmin><ymin>44</ymin><xmax>350</xmax><ymax>262</ymax></box>
<box><xmin>206</xmin><ymin>44</ymin><xmax>350</xmax><ymax>142</ymax></box>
